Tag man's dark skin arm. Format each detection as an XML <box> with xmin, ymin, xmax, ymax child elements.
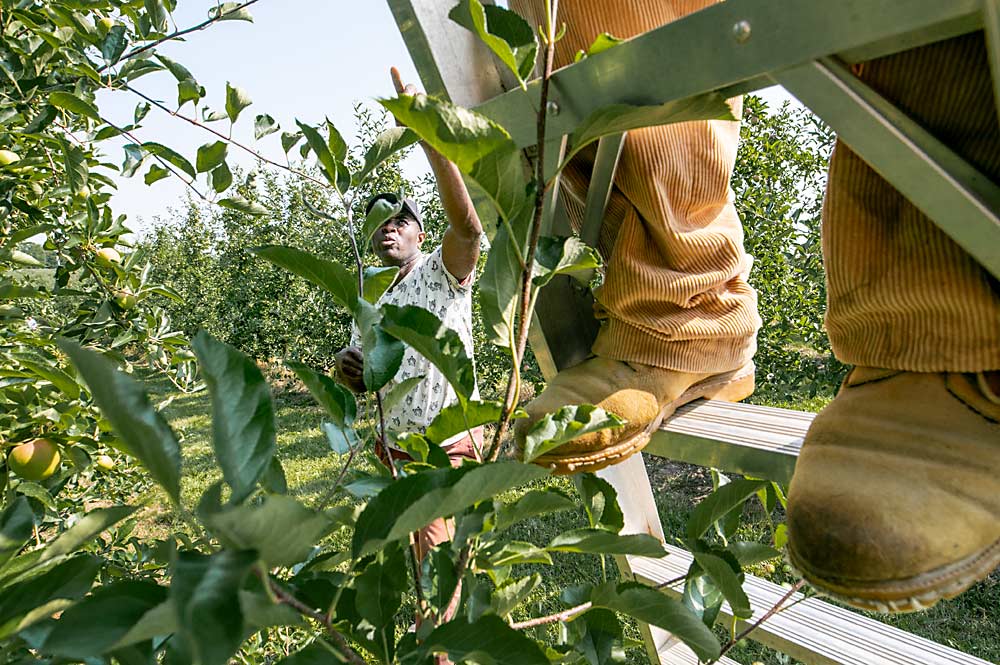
<box><xmin>391</xmin><ymin>67</ymin><xmax>483</xmax><ymax>282</ymax></box>
<box><xmin>333</xmin><ymin>69</ymin><xmax>483</xmax><ymax>392</ymax></box>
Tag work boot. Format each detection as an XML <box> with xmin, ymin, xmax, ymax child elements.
<box><xmin>514</xmin><ymin>356</ymin><xmax>755</xmax><ymax>474</ymax></box>
<box><xmin>786</xmin><ymin>368</ymin><xmax>1000</xmax><ymax>613</ymax></box>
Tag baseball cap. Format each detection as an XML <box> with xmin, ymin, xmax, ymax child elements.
<box><xmin>365</xmin><ymin>192</ymin><xmax>423</xmax><ymax>230</ymax></box>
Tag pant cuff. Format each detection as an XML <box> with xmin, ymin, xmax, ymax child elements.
<box><xmin>592</xmin><ymin>317</ymin><xmax>757</xmax><ymax>374</ymax></box>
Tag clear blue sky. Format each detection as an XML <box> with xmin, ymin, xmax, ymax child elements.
<box><xmin>98</xmin><ymin>1</ymin><xmax>797</xmax><ymax>232</ymax></box>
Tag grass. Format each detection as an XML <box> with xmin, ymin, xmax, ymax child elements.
<box><xmin>127</xmin><ymin>377</ymin><xmax>999</xmax><ymax>665</ymax></box>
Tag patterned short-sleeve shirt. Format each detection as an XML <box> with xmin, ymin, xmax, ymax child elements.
<box><xmin>351</xmin><ymin>246</ymin><xmax>479</xmax><ymax>447</ymax></box>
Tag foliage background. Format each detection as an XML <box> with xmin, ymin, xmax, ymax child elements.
<box><xmin>140</xmin><ymin>97</ymin><xmax>845</xmax><ymax>402</ymax></box>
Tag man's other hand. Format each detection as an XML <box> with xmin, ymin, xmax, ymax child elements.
<box><xmin>335</xmin><ymin>346</ymin><xmax>366</xmax><ymax>393</ymax></box>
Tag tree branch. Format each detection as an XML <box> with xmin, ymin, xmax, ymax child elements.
<box><xmin>510</xmin><ymin>600</ymin><xmax>591</xmax><ymax>630</ymax></box>
<box><xmin>100</xmin><ymin>0</ymin><xmax>262</xmax><ymax>72</ymax></box>
<box><xmin>711</xmin><ymin>579</ymin><xmax>806</xmax><ymax>663</ymax></box>
<box><xmin>125</xmin><ymin>84</ymin><xmax>329</xmax><ymax>189</ymax></box>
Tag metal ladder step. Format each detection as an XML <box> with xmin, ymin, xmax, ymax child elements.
<box><xmin>629</xmin><ymin>545</ymin><xmax>993</xmax><ymax>665</ymax></box>
<box><xmin>646</xmin><ymin>399</ymin><xmax>813</xmax><ymax>484</ymax></box>
<box><xmin>658</xmin><ymin>639</ymin><xmax>740</xmax><ymax>665</ymax></box>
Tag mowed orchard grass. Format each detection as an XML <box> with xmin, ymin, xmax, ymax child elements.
<box><xmin>134</xmin><ymin>377</ymin><xmax>1000</xmax><ymax>665</ymax></box>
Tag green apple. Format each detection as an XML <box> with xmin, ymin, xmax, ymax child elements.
<box><xmin>95</xmin><ymin>247</ymin><xmax>122</xmax><ymax>268</ymax></box>
<box><xmin>95</xmin><ymin>454</ymin><xmax>115</xmax><ymax>472</ymax></box>
<box><xmin>8</xmin><ymin>439</ymin><xmax>60</xmax><ymax>481</ymax></box>
<box><xmin>0</xmin><ymin>150</ymin><xmax>20</xmax><ymax>166</ymax></box>
<box><xmin>114</xmin><ymin>289</ymin><xmax>137</xmax><ymax>310</ymax></box>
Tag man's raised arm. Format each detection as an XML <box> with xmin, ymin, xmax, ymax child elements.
<box><xmin>391</xmin><ymin>67</ymin><xmax>483</xmax><ymax>283</ymax></box>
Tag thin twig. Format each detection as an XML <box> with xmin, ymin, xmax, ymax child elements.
<box><xmin>656</xmin><ymin>573</ymin><xmax>688</xmax><ymax>590</ymax></box>
<box><xmin>259</xmin><ymin>572</ymin><xmax>367</xmax><ymax>665</ymax></box>
<box><xmin>118</xmin><ymin>125</ymin><xmax>209</xmax><ymax>202</ymax></box>
<box><xmin>125</xmin><ymin>85</ymin><xmax>329</xmax><ymax>189</ymax></box>
<box><xmin>99</xmin><ymin>0</ymin><xmax>262</xmax><ymax>72</ymax></box>
<box><xmin>711</xmin><ymin>579</ymin><xmax>806</xmax><ymax>663</ymax></box>
<box><xmin>511</xmin><ymin>600</ymin><xmax>591</xmax><ymax>630</ymax></box>
<box><xmin>486</xmin><ymin>0</ymin><xmax>559</xmax><ymax>461</ymax></box>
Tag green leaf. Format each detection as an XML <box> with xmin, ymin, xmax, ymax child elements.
<box><xmin>379</xmin><ymin>93</ymin><xmax>513</xmax><ymax>172</ymax></box>
<box><xmin>171</xmin><ymin>550</ymin><xmax>255</xmax><ymax>665</ymax></box>
<box><xmin>0</xmin><ymin>555</ymin><xmax>100</xmax><ymax>632</ymax></box>
<box><xmin>450</xmin><ymin>0</ymin><xmax>537</xmax><ymax>83</ymax></box>
<box><xmin>324</xmin><ymin>118</ymin><xmax>348</xmax><ymax>163</ymax></box>
<box><xmin>208</xmin><ymin>162</ymin><xmax>233</xmax><ymax>193</ymax></box>
<box><xmin>683</xmin><ymin>571</ymin><xmax>724</xmax><ymax>629</ymax></box>
<box><xmin>208</xmin><ymin>2</ymin><xmax>255</xmax><ymax>21</ymax></box>
<box><xmin>729</xmin><ymin>541</ymin><xmax>781</xmax><ymax>567</ymax></box>
<box><xmin>362</xmin><ymin>266</ymin><xmax>399</xmax><ymax>304</ymax></box>
<box><xmin>251</xmin><ymin>245</ymin><xmax>357</xmax><ymax>312</ymax></box>
<box><xmin>492</xmin><ymin>574</ymin><xmax>541</xmax><ymax>618</ymax></box>
<box><xmin>352</xmin><ymin>460</ymin><xmax>547</xmax><ymax>556</ymax></box>
<box><xmin>42</xmin><ymin>581</ymin><xmax>166</xmax><ymax>657</ymax></box>
<box><xmin>121</xmin><ymin>144</ymin><xmax>145</xmax><ymax>178</ymax></box>
<box><xmin>495</xmin><ymin>489</ymin><xmax>575</xmax><ymax>531</ymax></box>
<box><xmin>14</xmin><ymin>354</ymin><xmax>80</xmax><ymax>398</ymax></box>
<box><xmin>196</xmin><ymin>141</ymin><xmax>228</xmax><ymax>173</ymax></box>
<box><xmin>591</xmin><ymin>582</ymin><xmax>721</xmax><ymax>662</ymax></box>
<box><xmin>0</xmin><ymin>497</ymin><xmax>33</xmax><ymax>569</ymax></box>
<box><xmin>692</xmin><ymin>552</ymin><xmax>751</xmax><ymax>619</ymax></box>
<box><xmin>521</xmin><ymin>405</ymin><xmax>625</xmax><ymax>463</ymax></box>
<box><xmin>41</xmin><ymin>506</ymin><xmax>138</xmax><ymax>563</ymax></box>
<box><xmin>353</xmin><ymin>127</ymin><xmax>419</xmax><ymax>186</ymax></box>
<box><xmin>479</xmin><ymin>217</ymin><xmax>525</xmax><ymax>347</ymax></box>
<box><xmin>423</xmin><ymin>399</ymin><xmax>517</xmax><ymax>445</ymax></box>
<box><xmin>686</xmin><ymin>479</ymin><xmax>767</xmax><ymax>541</ymax></box>
<box><xmin>380</xmin><ymin>374</ymin><xmax>424</xmax><ymax>417</ymax></box>
<box><xmin>111</xmin><ymin>600</ymin><xmax>177</xmax><ymax>649</ymax></box>
<box><xmin>240</xmin><ymin>590</ymin><xmax>303</xmax><ymax>629</ymax></box>
<box><xmin>548</xmin><ymin>528</ymin><xmax>666</xmax><ymax>557</ymax></box>
<box><xmin>575</xmin><ymin>32</ymin><xmax>623</xmax><ymax>61</ymax></box>
<box><xmin>253</xmin><ymin>114</ymin><xmax>278</xmax><ymax>140</ymax></box>
<box><xmin>380</xmin><ymin>304</ymin><xmax>476</xmax><ymax>401</ymax></box>
<box><xmin>355</xmin><ymin>300</ymin><xmax>405</xmax><ymax>393</ymax></box>
<box><xmin>58</xmin><ymin>341</ymin><xmax>181</xmax><ymax>503</ymax></box>
<box><xmin>296</xmin><ymin>120</ymin><xmax>339</xmax><ymax>188</ymax></box>
<box><xmin>280</xmin><ymin>131</ymin><xmax>302</xmax><ymax>154</ymax></box>
<box><xmin>217</xmin><ymin>195</ymin><xmax>268</xmax><ymax>216</ymax></box>
<box><xmin>100</xmin><ymin>25</ymin><xmax>129</xmax><ymax>64</ymax></box>
<box><xmin>361</xmin><ymin>196</ymin><xmax>402</xmax><ymax>244</ymax></box>
<box><xmin>145</xmin><ymin>0</ymin><xmax>169</xmax><ymax>31</ymax></box>
<box><xmin>203</xmin><ymin>108</ymin><xmax>229</xmax><ymax>122</ymax></box>
<box><xmin>561</xmin><ymin>94</ymin><xmax>735</xmax><ymax>170</ymax></box>
<box><xmin>322</xmin><ymin>421</ymin><xmax>356</xmax><ymax>455</ymax></box>
<box><xmin>354</xmin><ymin>543</ymin><xmax>408</xmax><ymax>632</ymax></box>
<box><xmin>285</xmin><ymin>361</ymin><xmax>356</xmax><ymax>425</ymax></box>
<box><xmin>224</xmin><ymin>82</ymin><xmax>252</xmax><ymax>123</ymax></box>
<box><xmin>424</xmin><ymin>614</ymin><xmax>548</xmax><ymax>665</ymax></box>
<box><xmin>275</xmin><ymin>644</ymin><xmax>329</xmax><ymax>665</ymax></box>
<box><xmin>203</xmin><ymin>495</ymin><xmax>332</xmax><ymax>567</ymax></box>
<box><xmin>143</xmin><ymin>142</ymin><xmax>196</xmax><ymax>178</ymax></box>
<box><xmin>49</xmin><ymin>92</ymin><xmax>100</xmax><ymax>122</ymax></box>
<box><xmin>577</xmin><ymin>474</ymin><xmax>625</xmax><ymax>533</ymax></box>
<box><xmin>533</xmin><ymin>235</ymin><xmax>600</xmax><ymax>287</ymax></box>
<box><xmin>192</xmin><ymin>331</ymin><xmax>276</xmax><ymax>504</ymax></box>
<box><xmin>144</xmin><ymin>164</ymin><xmax>170</xmax><ymax>185</ymax></box>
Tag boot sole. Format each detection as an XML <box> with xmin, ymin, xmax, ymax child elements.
<box><xmin>787</xmin><ymin>535</ymin><xmax>1000</xmax><ymax>613</ymax></box>
<box><xmin>536</xmin><ymin>363</ymin><xmax>756</xmax><ymax>475</ymax></box>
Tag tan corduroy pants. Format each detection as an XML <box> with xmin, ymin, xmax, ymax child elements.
<box><xmin>509</xmin><ymin>1</ymin><xmax>1000</xmax><ymax>373</ymax></box>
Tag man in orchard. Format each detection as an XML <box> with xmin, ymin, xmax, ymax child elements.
<box><xmin>334</xmin><ymin>68</ymin><xmax>484</xmax><ymax>562</ymax></box>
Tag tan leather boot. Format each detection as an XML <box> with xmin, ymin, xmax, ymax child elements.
<box><xmin>786</xmin><ymin>368</ymin><xmax>1000</xmax><ymax>613</ymax></box>
<box><xmin>514</xmin><ymin>357</ymin><xmax>755</xmax><ymax>474</ymax></box>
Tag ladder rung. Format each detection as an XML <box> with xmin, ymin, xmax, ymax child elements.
<box><xmin>646</xmin><ymin>400</ymin><xmax>813</xmax><ymax>483</ymax></box>
<box><xmin>630</xmin><ymin>546</ymin><xmax>993</xmax><ymax>665</ymax></box>
<box><xmin>658</xmin><ymin>639</ymin><xmax>740</xmax><ymax>665</ymax></box>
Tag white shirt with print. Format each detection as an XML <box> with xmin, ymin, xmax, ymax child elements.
<box><xmin>351</xmin><ymin>246</ymin><xmax>479</xmax><ymax>447</ymax></box>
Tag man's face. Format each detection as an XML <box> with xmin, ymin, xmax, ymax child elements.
<box><xmin>372</xmin><ymin>214</ymin><xmax>425</xmax><ymax>265</ymax></box>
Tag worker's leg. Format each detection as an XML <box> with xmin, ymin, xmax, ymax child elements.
<box><xmin>786</xmin><ymin>33</ymin><xmax>1000</xmax><ymax>612</ymax></box>
<box><xmin>510</xmin><ymin>0</ymin><xmax>759</xmax><ymax>473</ymax></box>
